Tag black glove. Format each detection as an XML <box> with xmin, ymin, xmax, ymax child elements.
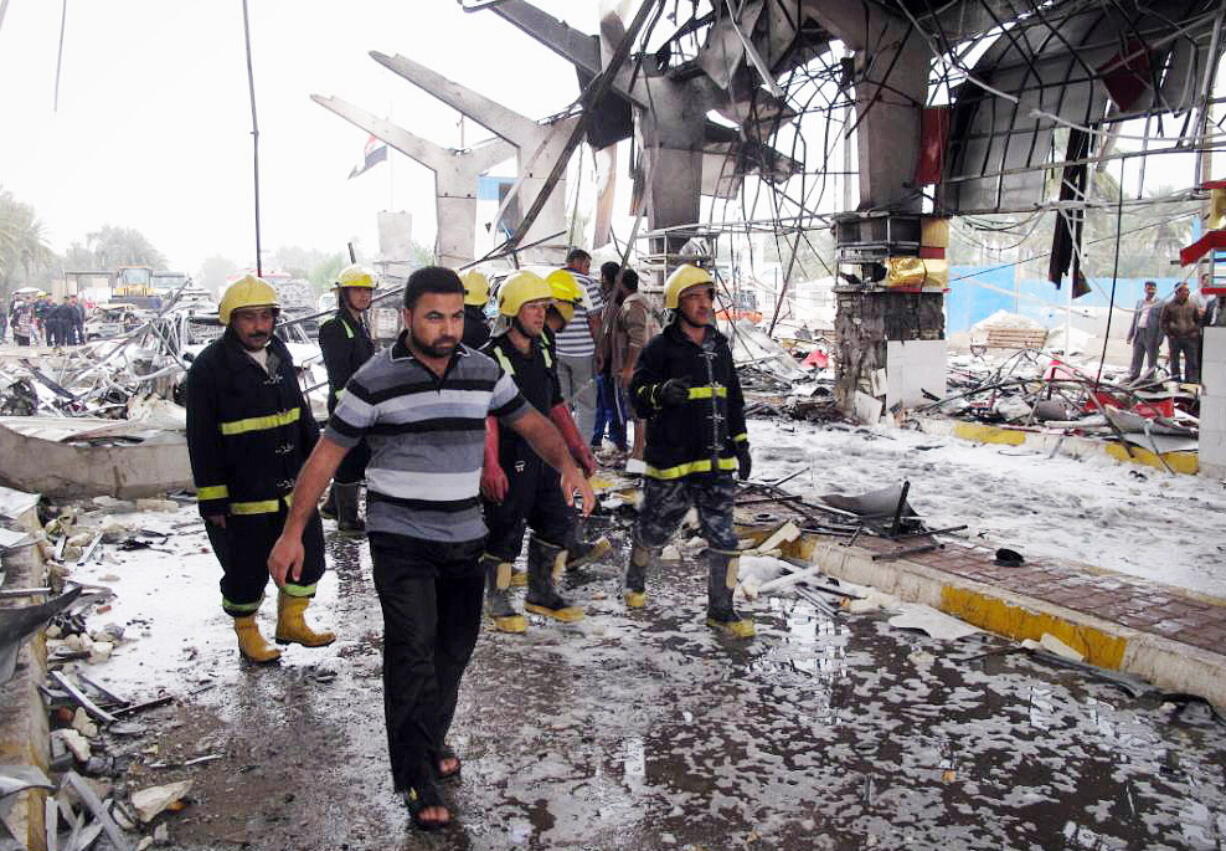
<box><xmin>658</xmin><ymin>377</ymin><xmax>692</xmax><ymax>407</ymax></box>
<box><xmin>735</xmin><ymin>441</ymin><xmax>752</xmax><ymax>481</ymax></box>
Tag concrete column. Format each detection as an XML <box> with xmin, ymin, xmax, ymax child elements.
<box><xmin>833</xmin><ymin>290</ymin><xmax>946</xmax><ymax>412</ymax></box>
<box><xmin>802</xmin><ymin>0</ymin><xmax>928</xmax><ymax>212</ymax></box>
<box><xmin>312</xmin><ymin>95</ymin><xmax>513</xmax><ymax>268</ymax></box>
<box><xmin>1202</xmin><ymin>326</ymin><xmax>1226</xmax><ymax>478</ymax></box>
<box><xmin>371</xmin><ymin>52</ymin><xmax>574</xmax><ymax>262</ymax></box>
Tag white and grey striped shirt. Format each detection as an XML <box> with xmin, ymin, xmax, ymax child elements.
<box><xmin>325</xmin><ymin>334</ymin><xmax>528</xmax><ymax>542</ymax></box>
<box><xmin>552</xmin><ymin>270</ymin><xmax>604</xmax><ymax>358</ymax></box>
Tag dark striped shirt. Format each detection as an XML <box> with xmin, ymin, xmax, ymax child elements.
<box><xmin>325</xmin><ymin>335</ymin><xmax>528</xmax><ymax>541</ymax></box>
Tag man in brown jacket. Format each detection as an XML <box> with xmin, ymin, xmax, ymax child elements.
<box><xmin>1160</xmin><ymin>283</ymin><xmax>1203</xmax><ymax>383</ymax></box>
<box><xmin>611</xmin><ymin>269</ymin><xmax>660</xmax><ymax>472</ymax></box>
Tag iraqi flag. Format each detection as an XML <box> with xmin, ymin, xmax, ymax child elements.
<box><xmin>348</xmin><ymin>135</ymin><xmax>388</xmax><ymax>179</ymax></box>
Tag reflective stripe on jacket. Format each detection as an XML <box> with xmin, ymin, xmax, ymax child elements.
<box><xmin>629</xmin><ymin>321</ymin><xmax>747</xmax><ymax>481</ymax></box>
<box><xmin>185</xmin><ymin>331</ymin><xmax>319</xmax><ymax>517</ymax></box>
<box><xmin>319</xmin><ymin>310</ymin><xmax>375</xmax><ymax>412</ymax></box>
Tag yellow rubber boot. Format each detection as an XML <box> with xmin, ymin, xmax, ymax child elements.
<box><xmin>623</xmin><ymin>543</ymin><xmax>655</xmax><ymax>609</ymax></box>
<box><xmin>233</xmin><ymin>615</ymin><xmax>282</xmax><ymax>663</ymax></box>
<box><xmin>524</xmin><ymin>538</ymin><xmax>585</xmax><ymax>622</ymax></box>
<box><xmin>275</xmin><ymin>593</ymin><xmax>336</xmax><ymax>647</ymax></box>
<box><xmin>565</xmin><ymin>536</ymin><xmax>612</xmax><ymax>571</ymax></box>
<box><xmin>705</xmin><ymin>549</ymin><xmax>755</xmax><ymax>639</ymax></box>
<box><xmin>483</xmin><ymin>555</ymin><xmax>527</xmax><ymax>634</ymax></box>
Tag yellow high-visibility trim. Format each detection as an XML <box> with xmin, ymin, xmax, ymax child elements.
<box><xmin>229</xmin><ymin>493</ymin><xmax>293</xmax><ymax>515</ymax></box>
<box><xmin>333</xmin><ymin>388</ymin><xmax>345</xmax><ymax>400</ymax></box>
<box><xmin>222</xmin><ymin>596</ymin><xmax>262</xmax><ymax>614</ymax></box>
<box><xmin>197</xmin><ymin>484</ymin><xmax>229</xmax><ymax>501</ymax></box>
<box><xmin>230</xmin><ymin>499</ymin><xmax>280</xmax><ymax>515</ymax></box>
<box><xmin>219</xmin><ymin>408</ymin><xmax>300</xmax><ymax>436</ymax></box>
<box><xmin>493</xmin><ymin>347</ymin><xmax>515</xmax><ymax>377</ymax></box>
<box><xmin>282</xmin><ymin>582</ymin><xmax>318</xmax><ymax>598</ymax></box>
<box><xmin>733</xmin><ymin>432</ymin><xmax>748</xmax><ymax>443</ymax></box>
<box><xmin>645</xmin><ymin>456</ymin><xmax>738</xmax><ymax>480</ymax></box>
<box><xmin>687</xmin><ymin>385</ymin><xmax>727</xmax><ymax>399</ymax></box>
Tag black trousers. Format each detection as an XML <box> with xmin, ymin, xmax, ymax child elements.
<box><xmin>482</xmin><ymin>452</ymin><xmax>572</xmax><ymax>560</ymax></box>
<box><xmin>369</xmin><ymin>532</ymin><xmax>485</xmax><ymax>791</ymax></box>
<box><xmin>205</xmin><ymin>505</ymin><xmax>326</xmax><ymax>615</ymax></box>
<box><xmin>1168</xmin><ymin>335</ymin><xmax>1200</xmax><ymax>383</ymax></box>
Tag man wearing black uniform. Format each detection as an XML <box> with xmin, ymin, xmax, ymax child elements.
<box><xmin>185</xmin><ymin>275</ymin><xmax>334</xmax><ymax>663</ymax></box>
<box><xmin>624</xmin><ymin>264</ymin><xmax>756</xmax><ymax>639</ymax></box>
<box><xmin>318</xmin><ymin>264</ymin><xmax>376</xmax><ymax>534</ymax></box>
<box><xmin>460</xmin><ymin>269</ymin><xmax>491</xmax><ymax>350</ymax></box>
<box><xmin>69</xmin><ymin>295</ymin><xmax>85</xmax><ymax>345</ymax></box>
<box><xmin>478</xmin><ymin>270</ymin><xmax>603</xmax><ymax>631</ymax></box>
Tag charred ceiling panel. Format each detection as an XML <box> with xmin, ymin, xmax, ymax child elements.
<box><xmin>943</xmin><ymin>0</ymin><xmax>1223</xmax><ymax>214</ymax></box>
<box><xmin>576</xmin><ymin>65</ymin><xmax>635</xmax><ymax>149</ymax></box>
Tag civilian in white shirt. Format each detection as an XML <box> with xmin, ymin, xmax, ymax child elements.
<box><xmin>551</xmin><ymin>248</ymin><xmax>604</xmax><ymax>440</ymax></box>
<box><xmin>1125</xmin><ymin>280</ymin><xmax>1164</xmax><ymax>382</ymax></box>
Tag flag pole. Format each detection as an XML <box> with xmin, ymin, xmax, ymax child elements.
<box><xmin>241</xmin><ymin>0</ymin><xmax>263</xmax><ymax>276</ymax></box>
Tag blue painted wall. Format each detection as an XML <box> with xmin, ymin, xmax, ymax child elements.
<box><xmin>945</xmin><ymin>266</ymin><xmax>1183</xmax><ymax>332</ymax></box>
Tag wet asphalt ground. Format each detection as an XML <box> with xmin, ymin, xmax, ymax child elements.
<box><xmin>67</xmin><ymin>507</ymin><xmax>1226</xmax><ymax>850</ymax></box>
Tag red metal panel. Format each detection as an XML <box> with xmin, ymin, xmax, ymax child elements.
<box><xmin>915</xmin><ymin>106</ymin><xmax>949</xmax><ymax>186</ymax></box>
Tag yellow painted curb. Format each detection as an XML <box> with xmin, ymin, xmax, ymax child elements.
<box><xmin>1104</xmin><ymin>442</ymin><xmax>1198</xmax><ymax>474</ymax></box>
<box><xmin>942</xmin><ymin>418</ymin><xmax>1198</xmax><ymax>476</ymax></box>
<box><xmin>953</xmin><ymin>422</ymin><xmax>1026</xmax><ymax>446</ymax></box>
<box><xmin>940</xmin><ymin>585</ymin><xmax>1128</xmax><ymax>669</ymax></box>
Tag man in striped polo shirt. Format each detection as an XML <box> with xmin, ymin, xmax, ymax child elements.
<box><xmin>552</xmin><ymin>248</ymin><xmax>604</xmax><ymax>445</ymax></box>
<box><xmin>268</xmin><ymin>267</ymin><xmax>594</xmax><ymax>830</ymax></box>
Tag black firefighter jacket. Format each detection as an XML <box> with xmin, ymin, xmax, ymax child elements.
<box><xmin>318</xmin><ymin>310</ymin><xmax>375</xmax><ymax>414</ymax></box>
<box><xmin>629</xmin><ymin>321</ymin><xmax>747</xmax><ymax>481</ymax></box>
<box><xmin>186</xmin><ymin>330</ymin><xmax>319</xmax><ymax>518</ymax></box>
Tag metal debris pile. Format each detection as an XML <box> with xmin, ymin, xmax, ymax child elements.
<box><xmin>0</xmin><ymin>287</ymin><xmax>202</xmax><ymax>420</ymax></box>
<box><xmin>0</xmin><ymin>288</ymin><xmax>327</xmax><ymax>426</ymax></box>
<box><xmin>915</xmin><ymin>349</ymin><xmax>1199</xmax><ymax>452</ymax></box>
<box><xmin>1</xmin><ymin>493</ymin><xmax>204</xmax><ymax>850</ymax></box>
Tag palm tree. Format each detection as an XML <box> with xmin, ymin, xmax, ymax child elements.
<box><xmin>0</xmin><ymin>188</ymin><xmax>55</xmax><ymax>287</ymax></box>
<box><xmin>85</xmin><ymin>225</ymin><xmax>167</xmax><ymax>270</ymax></box>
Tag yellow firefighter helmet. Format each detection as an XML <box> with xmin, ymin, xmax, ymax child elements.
<box><xmin>497</xmin><ymin>270</ymin><xmax>553</xmax><ymax>317</ymax></box>
<box><xmin>460</xmin><ymin>270</ymin><xmax>490</xmax><ymax>307</ymax></box>
<box><xmin>218</xmin><ymin>275</ymin><xmax>279</xmax><ymax>325</ymax></box>
<box><xmin>663</xmin><ymin>264</ymin><xmax>715</xmax><ymax>309</ymax></box>
<box><xmin>545</xmin><ymin>268</ymin><xmax>585</xmax><ymax>324</ymax></box>
<box><xmin>335</xmin><ymin>264</ymin><xmax>377</xmax><ymax>289</ymax></box>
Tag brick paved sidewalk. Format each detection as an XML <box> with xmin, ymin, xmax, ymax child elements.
<box><xmin>852</xmin><ymin>533</ymin><xmax>1226</xmax><ymax>656</ymax></box>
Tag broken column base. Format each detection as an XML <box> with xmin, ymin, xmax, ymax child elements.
<box><xmin>0</xmin><ymin>505</ymin><xmax>50</xmax><ymax>851</ymax></box>
<box><xmin>834</xmin><ymin>290</ymin><xmax>945</xmax><ymax>417</ymax></box>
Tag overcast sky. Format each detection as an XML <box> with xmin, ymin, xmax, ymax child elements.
<box><xmin>1</xmin><ymin>1</ymin><xmax>1219</xmax><ymax>280</ymax></box>
<box><xmin>0</xmin><ymin>0</ymin><xmax>599</xmax><ymax>274</ymax></box>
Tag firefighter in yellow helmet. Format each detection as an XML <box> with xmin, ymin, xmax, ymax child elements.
<box><xmin>477</xmin><ymin>270</ymin><xmax>607</xmax><ymax>631</ymax></box>
<box><xmin>317</xmin><ymin>264</ymin><xmax>377</xmax><ymax>534</ymax></box>
<box><xmin>185</xmin><ymin>275</ymin><xmax>334</xmax><ymax>663</ymax></box>
<box><xmin>623</xmin><ymin>264</ymin><xmax>755</xmax><ymax>638</ymax></box>
<box><xmin>460</xmin><ymin>269</ymin><xmax>492</xmax><ymax>350</ymax></box>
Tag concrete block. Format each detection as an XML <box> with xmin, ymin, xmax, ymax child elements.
<box><xmin>1204</xmin><ymin>327</ymin><xmax>1226</xmax><ymax>364</ymax></box>
<box><xmin>1203</xmin><ymin>368</ymin><xmax>1226</xmax><ymax>397</ymax></box>
<box><xmin>1202</xmin><ymin>437</ymin><xmax>1226</xmax><ymax>468</ymax></box>
<box><xmin>1200</xmin><ymin>396</ymin><xmax>1226</xmax><ymax>434</ymax></box>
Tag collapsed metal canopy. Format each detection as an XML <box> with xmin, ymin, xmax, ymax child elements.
<box><xmin>940</xmin><ymin>0</ymin><xmax>1224</xmax><ymax>213</ymax></box>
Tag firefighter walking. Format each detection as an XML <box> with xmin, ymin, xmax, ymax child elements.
<box><xmin>624</xmin><ymin>264</ymin><xmax>755</xmax><ymax>638</ymax></box>
<box><xmin>479</xmin><ymin>269</ymin><xmax>608</xmax><ymax>632</ymax></box>
<box><xmin>185</xmin><ymin>275</ymin><xmax>334</xmax><ymax>663</ymax></box>
<box><xmin>460</xmin><ymin>269</ymin><xmax>492</xmax><ymax>350</ymax></box>
<box><xmin>318</xmin><ymin>264</ymin><xmax>377</xmax><ymax>534</ymax></box>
